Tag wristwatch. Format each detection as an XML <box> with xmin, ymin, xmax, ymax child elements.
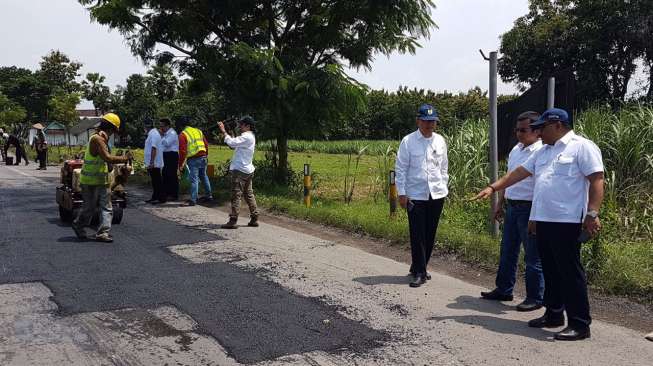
<box><xmin>586</xmin><ymin>210</ymin><xmax>599</xmax><ymax>219</ymax></box>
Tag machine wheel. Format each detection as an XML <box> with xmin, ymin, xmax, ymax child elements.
<box><xmin>59</xmin><ymin>205</ymin><xmax>72</xmax><ymax>223</ymax></box>
<box><xmin>112</xmin><ymin>206</ymin><xmax>123</xmax><ymax>224</ymax></box>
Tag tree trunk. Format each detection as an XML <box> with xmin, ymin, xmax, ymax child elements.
<box><xmin>276</xmin><ymin>134</ymin><xmax>289</xmax><ymax>183</ymax></box>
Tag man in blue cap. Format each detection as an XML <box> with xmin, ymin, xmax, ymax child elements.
<box><xmin>395</xmin><ymin>104</ymin><xmax>449</xmax><ymax>288</ymax></box>
<box><xmin>475</xmin><ymin>107</ymin><xmax>605</xmax><ymax>341</ymax></box>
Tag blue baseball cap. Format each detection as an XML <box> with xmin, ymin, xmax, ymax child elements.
<box><xmin>531</xmin><ymin>108</ymin><xmax>570</xmax><ymax>128</ymax></box>
<box><xmin>417</xmin><ymin>104</ymin><xmax>439</xmax><ymax>121</ymax></box>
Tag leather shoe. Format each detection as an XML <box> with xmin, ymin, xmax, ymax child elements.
<box><xmin>554</xmin><ymin>326</ymin><xmax>590</xmax><ymax>341</ymax></box>
<box><xmin>516</xmin><ymin>300</ymin><xmax>543</xmax><ymax>312</ymax></box>
<box><xmin>480</xmin><ymin>289</ymin><xmax>513</xmax><ymax>301</ymax></box>
<box><xmin>528</xmin><ymin>315</ymin><xmax>565</xmax><ymax>328</ymax></box>
<box><xmin>409</xmin><ymin>275</ymin><xmax>426</xmax><ymax>288</ymax></box>
<box><xmin>409</xmin><ymin>270</ymin><xmax>431</xmax><ymax>280</ymax></box>
<box><xmin>221</xmin><ymin>219</ymin><xmax>238</xmax><ymax>229</ymax></box>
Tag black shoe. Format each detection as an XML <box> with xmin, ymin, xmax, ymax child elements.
<box><xmin>247</xmin><ymin>218</ymin><xmax>259</xmax><ymax>227</ymax></box>
<box><xmin>516</xmin><ymin>300</ymin><xmax>543</xmax><ymax>312</ymax></box>
<box><xmin>221</xmin><ymin>219</ymin><xmax>238</xmax><ymax>229</ymax></box>
<box><xmin>184</xmin><ymin>200</ymin><xmax>196</xmax><ymax>206</ymax></box>
<box><xmin>480</xmin><ymin>289</ymin><xmax>513</xmax><ymax>301</ymax></box>
<box><xmin>409</xmin><ymin>274</ymin><xmax>426</xmax><ymax>288</ymax></box>
<box><xmin>528</xmin><ymin>315</ymin><xmax>565</xmax><ymax>328</ymax></box>
<box><xmin>554</xmin><ymin>327</ymin><xmax>591</xmax><ymax>341</ymax></box>
<box><xmin>72</xmin><ymin>225</ymin><xmax>87</xmax><ymax>240</ymax></box>
<box><xmin>409</xmin><ymin>270</ymin><xmax>431</xmax><ymax>280</ymax></box>
<box><xmin>199</xmin><ymin>196</ymin><xmax>213</xmax><ymax>203</ymax></box>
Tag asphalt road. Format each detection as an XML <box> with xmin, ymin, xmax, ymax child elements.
<box><xmin>0</xmin><ymin>164</ymin><xmax>384</xmax><ymax>364</ymax></box>
<box><xmin>1</xmin><ymin>163</ymin><xmax>652</xmax><ymax>366</ymax></box>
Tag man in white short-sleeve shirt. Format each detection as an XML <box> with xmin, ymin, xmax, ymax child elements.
<box><xmin>475</xmin><ymin>108</ymin><xmax>605</xmax><ymax>341</ymax></box>
<box><xmin>481</xmin><ymin>111</ymin><xmax>544</xmax><ymax>312</ymax></box>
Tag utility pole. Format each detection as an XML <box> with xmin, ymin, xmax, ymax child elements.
<box><xmin>547</xmin><ymin>77</ymin><xmax>556</xmax><ymax>109</ymax></box>
<box><xmin>480</xmin><ymin>50</ymin><xmax>500</xmax><ymax>237</ymax></box>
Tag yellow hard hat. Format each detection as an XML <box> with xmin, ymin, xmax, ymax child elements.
<box><xmin>102</xmin><ymin>113</ymin><xmax>121</xmax><ymax>130</ymax></box>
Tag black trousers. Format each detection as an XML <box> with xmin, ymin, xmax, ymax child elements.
<box><xmin>37</xmin><ymin>150</ymin><xmax>47</xmax><ymax>168</ymax></box>
<box><xmin>536</xmin><ymin>221</ymin><xmax>591</xmax><ymax>330</ymax></box>
<box><xmin>407</xmin><ymin>196</ymin><xmax>445</xmax><ymax>275</ymax></box>
<box><xmin>6</xmin><ymin>144</ymin><xmax>27</xmax><ymax>165</ymax></box>
<box><xmin>148</xmin><ymin>167</ymin><xmax>166</xmax><ymax>202</ymax></box>
<box><xmin>162</xmin><ymin>151</ymin><xmax>179</xmax><ymax>200</ymax></box>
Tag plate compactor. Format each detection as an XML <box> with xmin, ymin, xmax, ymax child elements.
<box><xmin>56</xmin><ymin>158</ymin><xmax>132</xmax><ymax>224</ymax></box>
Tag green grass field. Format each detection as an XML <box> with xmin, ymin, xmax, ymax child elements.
<box><xmin>33</xmin><ymin>105</ymin><xmax>653</xmax><ymax>301</ymax></box>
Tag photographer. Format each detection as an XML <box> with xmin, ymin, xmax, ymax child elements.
<box><xmin>217</xmin><ymin>116</ymin><xmax>259</xmax><ymax>229</ymax></box>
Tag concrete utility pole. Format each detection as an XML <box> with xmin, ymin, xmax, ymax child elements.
<box><xmin>480</xmin><ymin>50</ymin><xmax>500</xmax><ymax>237</ymax></box>
<box><xmin>547</xmin><ymin>77</ymin><xmax>556</xmax><ymax>109</ymax></box>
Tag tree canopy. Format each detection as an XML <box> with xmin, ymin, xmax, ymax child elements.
<box><xmin>499</xmin><ymin>0</ymin><xmax>653</xmax><ymax>105</ymax></box>
<box><xmin>78</xmin><ymin>0</ymin><xmax>437</xmax><ymax>179</ymax></box>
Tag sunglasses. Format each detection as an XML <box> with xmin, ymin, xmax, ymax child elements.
<box><xmin>514</xmin><ymin>127</ymin><xmax>533</xmax><ymax>133</ymax></box>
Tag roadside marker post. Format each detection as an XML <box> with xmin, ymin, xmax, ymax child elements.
<box><xmin>303</xmin><ymin>164</ymin><xmax>311</xmax><ymax>208</ymax></box>
<box><xmin>389</xmin><ymin>170</ymin><xmax>398</xmax><ymax>217</ymax></box>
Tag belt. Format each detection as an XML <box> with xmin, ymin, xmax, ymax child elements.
<box><xmin>506</xmin><ymin>199</ymin><xmax>532</xmax><ymax>206</ymax></box>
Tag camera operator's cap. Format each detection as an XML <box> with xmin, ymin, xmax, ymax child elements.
<box><xmin>417</xmin><ymin>104</ymin><xmax>439</xmax><ymax>121</ymax></box>
<box><xmin>239</xmin><ymin>116</ymin><xmax>256</xmax><ymax>126</ymax></box>
<box><xmin>530</xmin><ymin>108</ymin><xmax>569</xmax><ymax>128</ymax></box>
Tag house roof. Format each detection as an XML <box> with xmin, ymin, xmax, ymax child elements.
<box><xmin>77</xmin><ymin>109</ymin><xmax>100</xmax><ymax>118</ymax></box>
<box><xmin>69</xmin><ymin>117</ymin><xmax>102</xmax><ymax>135</ymax></box>
<box><xmin>44</xmin><ymin>122</ymin><xmax>66</xmax><ymax>131</ymax></box>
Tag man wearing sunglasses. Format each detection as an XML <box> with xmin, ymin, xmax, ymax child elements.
<box><xmin>481</xmin><ymin>111</ymin><xmax>545</xmax><ymax>313</ymax></box>
<box><xmin>474</xmin><ymin>108</ymin><xmax>604</xmax><ymax>341</ymax></box>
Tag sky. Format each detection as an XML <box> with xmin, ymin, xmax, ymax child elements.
<box><xmin>0</xmin><ymin>0</ymin><xmax>530</xmax><ymax>108</ymax></box>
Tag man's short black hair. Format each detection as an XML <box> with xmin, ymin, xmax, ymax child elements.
<box><xmin>175</xmin><ymin>116</ymin><xmax>189</xmax><ymax>131</ymax></box>
<box><xmin>516</xmin><ymin>111</ymin><xmax>540</xmax><ymax>123</ymax></box>
<box><xmin>160</xmin><ymin>118</ymin><xmax>172</xmax><ymax>127</ymax></box>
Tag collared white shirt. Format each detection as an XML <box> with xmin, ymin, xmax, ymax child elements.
<box><xmin>161</xmin><ymin>128</ymin><xmax>179</xmax><ymax>153</ymax></box>
<box><xmin>225</xmin><ymin>131</ymin><xmax>256</xmax><ymax>174</ymax></box>
<box><xmin>521</xmin><ymin>131</ymin><xmax>603</xmax><ymax>223</ymax></box>
<box><xmin>395</xmin><ymin>129</ymin><xmax>449</xmax><ymax>200</ymax></box>
<box><xmin>144</xmin><ymin>128</ymin><xmax>164</xmax><ymax>168</ymax></box>
<box><xmin>505</xmin><ymin>140</ymin><xmax>542</xmax><ymax>201</ymax></box>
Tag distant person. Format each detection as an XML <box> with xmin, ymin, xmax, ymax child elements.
<box><xmin>0</xmin><ymin>129</ymin><xmax>7</xmax><ymax>162</ymax></box>
<box><xmin>144</xmin><ymin>120</ymin><xmax>165</xmax><ymax>204</ymax></box>
<box><xmin>395</xmin><ymin>104</ymin><xmax>449</xmax><ymax>288</ymax></box>
<box><xmin>481</xmin><ymin>111</ymin><xmax>544</xmax><ymax>312</ymax></box>
<box><xmin>33</xmin><ymin>129</ymin><xmax>48</xmax><ymax>170</ymax></box>
<box><xmin>160</xmin><ymin>118</ymin><xmax>179</xmax><ymax>201</ymax></box>
<box><xmin>177</xmin><ymin>117</ymin><xmax>212</xmax><ymax>206</ymax></box>
<box><xmin>4</xmin><ymin>132</ymin><xmax>28</xmax><ymax>166</ymax></box>
<box><xmin>72</xmin><ymin>113</ymin><xmax>132</xmax><ymax>243</ymax></box>
<box><xmin>217</xmin><ymin>116</ymin><xmax>259</xmax><ymax>229</ymax></box>
<box><xmin>475</xmin><ymin>108</ymin><xmax>604</xmax><ymax>341</ymax></box>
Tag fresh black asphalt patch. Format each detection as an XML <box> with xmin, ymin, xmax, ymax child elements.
<box><xmin>0</xmin><ymin>182</ymin><xmax>386</xmax><ymax>363</ymax></box>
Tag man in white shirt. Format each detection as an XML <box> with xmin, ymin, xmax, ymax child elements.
<box><xmin>475</xmin><ymin>108</ymin><xmax>604</xmax><ymax>341</ymax></box>
<box><xmin>159</xmin><ymin>118</ymin><xmax>180</xmax><ymax>201</ymax></box>
<box><xmin>217</xmin><ymin>116</ymin><xmax>258</xmax><ymax>229</ymax></box>
<box><xmin>395</xmin><ymin>104</ymin><xmax>449</xmax><ymax>288</ymax></box>
<box><xmin>144</xmin><ymin>121</ymin><xmax>165</xmax><ymax>204</ymax></box>
<box><xmin>481</xmin><ymin>111</ymin><xmax>545</xmax><ymax>312</ymax></box>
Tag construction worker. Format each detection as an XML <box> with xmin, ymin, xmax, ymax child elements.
<box><xmin>3</xmin><ymin>132</ymin><xmax>28</xmax><ymax>166</ymax></box>
<box><xmin>176</xmin><ymin>116</ymin><xmax>212</xmax><ymax>206</ymax></box>
<box><xmin>72</xmin><ymin>113</ymin><xmax>132</xmax><ymax>243</ymax></box>
<box><xmin>33</xmin><ymin>129</ymin><xmax>48</xmax><ymax>170</ymax></box>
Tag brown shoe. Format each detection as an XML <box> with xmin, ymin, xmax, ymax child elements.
<box><xmin>221</xmin><ymin>218</ymin><xmax>238</xmax><ymax>229</ymax></box>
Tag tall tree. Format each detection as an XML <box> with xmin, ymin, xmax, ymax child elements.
<box><xmin>0</xmin><ymin>66</ymin><xmax>50</xmax><ymax>121</ymax></box>
<box><xmin>0</xmin><ymin>92</ymin><xmax>27</xmax><ymax>130</ymax></box>
<box><xmin>38</xmin><ymin>50</ymin><xmax>83</xmax><ymax>94</ymax></box>
<box><xmin>147</xmin><ymin>65</ymin><xmax>178</xmax><ymax>102</ymax></box>
<box><xmin>499</xmin><ymin>0</ymin><xmax>649</xmax><ymax>105</ymax></box>
<box><xmin>48</xmin><ymin>91</ymin><xmax>81</xmax><ymax>126</ymax></box>
<box><xmin>78</xmin><ymin>0</ymin><xmax>436</xmax><ymax>180</ymax></box>
<box><xmin>81</xmin><ymin>72</ymin><xmax>112</xmax><ymax>114</ymax></box>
